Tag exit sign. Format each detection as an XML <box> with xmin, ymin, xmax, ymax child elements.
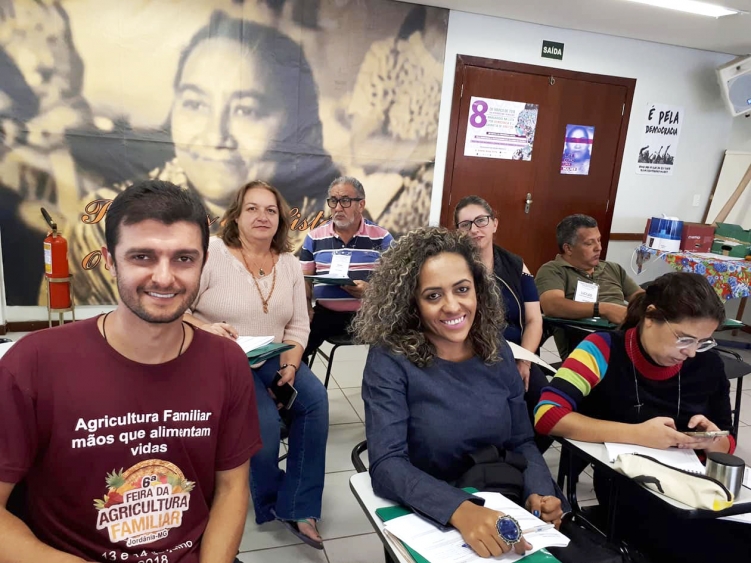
<box><xmin>541</xmin><ymin>40</ymin><xmax>564</xmax><ymax>60</ymax></box>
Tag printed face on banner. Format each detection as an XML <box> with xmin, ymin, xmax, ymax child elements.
<box><xmin>560</xmin><ymin>124</ymin><xmax>594</xmax><ymax>175</ymax></box>
<box><xmin>0</xmin><ymin>1</ymin><xmax>449</xmax><ymax>306</ymax></box>
<box><xmin>464</xmin><ymin>97</ymin><xmax>539</xmax><ymax>161</ymax></box>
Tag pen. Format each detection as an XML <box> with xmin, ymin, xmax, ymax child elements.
<box><xmin>522</xmin><ymin>523</ymin><xmax>555</xmax><ymax>534</ymax></box>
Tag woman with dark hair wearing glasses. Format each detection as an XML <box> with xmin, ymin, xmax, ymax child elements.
<box><xmin>454</xmin><ymin>196</ymin><xmax>550</xmax><ymax>452</ymax></box>
<box><xmin>534</xmin><ymin>271</ymin><xmax>749</xmax><ymax>562</ymax></box>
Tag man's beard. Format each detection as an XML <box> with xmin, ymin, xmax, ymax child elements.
<box><xmin>117</xmin><ymin>280</ymin><xmax>199</xmax><ymax>324</ymax></box>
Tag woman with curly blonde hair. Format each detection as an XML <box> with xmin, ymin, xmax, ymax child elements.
<box><xmin>354</xmin><ymin>227</ymin><xmax>564</xmax><ymax>559</ymax></box>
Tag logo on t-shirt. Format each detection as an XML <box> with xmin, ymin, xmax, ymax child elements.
<box><xmin>94</xmin><ymin>459</ymin><xmax>194</xmax><ymax>547</ymax></box>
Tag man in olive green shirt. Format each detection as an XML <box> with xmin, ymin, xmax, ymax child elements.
<box><xmin>536</xmin><ymin>214</ymin><xmax>643</xmax><ymax>356</ymax></box>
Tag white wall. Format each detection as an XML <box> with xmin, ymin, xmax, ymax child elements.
<box><xmin>430</xmin><ymin>11</ymin><xmax>736</xmax><ymax>260</ymax></box>
<box><xmin>728</xmin><ymin>115</ymin><xmax>751</xmax><ymax>152</ymax></box>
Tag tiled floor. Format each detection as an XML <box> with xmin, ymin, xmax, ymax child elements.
<box><xmin>4</xmin><ymin>331</ymin><xmax>751</xmax><ymax>562</ymax></box>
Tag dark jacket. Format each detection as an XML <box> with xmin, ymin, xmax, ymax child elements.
<box><xmin>492</xmin><ymin>245</ymin><xmax>525</xmax><ymax>333</ymax></box>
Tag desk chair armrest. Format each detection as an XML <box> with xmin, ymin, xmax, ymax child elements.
<box><xmin>351</xmin><ymin>440</ymin><xmax>368</xmax><ymax>473</ymax></box>
<box><xmin>715</xmin><ymin>347</ymin><xmax>743</xmax><ymax>362</ymax></box>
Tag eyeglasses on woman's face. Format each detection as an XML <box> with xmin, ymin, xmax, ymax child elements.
<box><xmin>663</xmin><ymin>317</ymin><xmax>717</xmax><ymax>352</ymax></box>
<box><xmin>456</xmin><ymin>215</ymin><xmax>492</xmax><ymax>231</ymax></box>
<box><xmin>326</xmin><ymin>197</ymin><xmax>363</xmax><ymax>209</ymax></box>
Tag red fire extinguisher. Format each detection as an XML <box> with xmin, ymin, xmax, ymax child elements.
<box><xmin>41</xmin><ymin>208</ymin><xmax>71</xmax><ymax>309</ymax></box>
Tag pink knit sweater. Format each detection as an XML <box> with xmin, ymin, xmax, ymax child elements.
<box><xmin>190</xmin><ymin>237</ymin><xmax>310</xmax><ymax>347</ymax></box>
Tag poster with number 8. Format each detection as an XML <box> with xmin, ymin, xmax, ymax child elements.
<box><xmin>464</xmin><ymin>97</ymin><xmax>539</xmax><ymax>161</ymax></box>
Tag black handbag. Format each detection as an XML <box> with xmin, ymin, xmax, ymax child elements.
<box><xmin>454</xmin><ymin>445</ymin><xmax>527</xmax><ymax>505</ymax></box>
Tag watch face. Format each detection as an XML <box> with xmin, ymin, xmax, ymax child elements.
<box><xmin>496</xmin><ymin>515</ymin><xmax>522</xmax><ymax>545</ymax></box>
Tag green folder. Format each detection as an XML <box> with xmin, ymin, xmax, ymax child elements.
<box><xmin>246</xmin><ymin>343</ymin><xmax>294</xmax><ymax>364</ymax></box>
<box><xmin>375</xmin><ymin>494</ymin><xmax>561</xmax><ymax>563</ymax></box>
<box><xmin>543</xmin><ymin>316</ymin><xmax>617</xmax><ymax>329</ymax></box>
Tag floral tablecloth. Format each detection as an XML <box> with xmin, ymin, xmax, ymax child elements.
<box><xmin>636</xmin><ymin>245</ymin><xmax>751</xmax><ymax>301</ymax></box>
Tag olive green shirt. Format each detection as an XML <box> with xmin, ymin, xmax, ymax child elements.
<box><xmin>535</xmin><ymin>255</ymin><xmax>641</xmax><ymax>305</ymax></box>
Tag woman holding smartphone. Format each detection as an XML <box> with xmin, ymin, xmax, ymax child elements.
<box><xmin>354</xmin><ymin>228</ymin><xmax>565</xmax><ymax>558</ymax></box>
<box><xmin>534</xmin><ymin>271</ymin><xmax>748</xmax><ymax>562</ymax></box>
<box><xmin>184</xmin><ymin>181</ymin><xmax>328</xmax><ymax>549</ymax></box>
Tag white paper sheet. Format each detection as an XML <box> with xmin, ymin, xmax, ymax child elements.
<box><xmin>235</xmin><ymin>336</ymin><xmax>274</xmax><ymax>354</ymax></box>
<box><xmin>507</xmin><ymin>342</ymin><xmax>555</xmax><ymax>373</ymax></box>
<box><xmin>604</xmin><ymin>443</ymin><xmax>705</xmax><ymax>474</ymax></box>
<box><xmin>720</xmin><ymin>512</ymin><xmax>751</xmax><ymax>524</ymax></box>
<box><xmin>0</xmin><ymin>341</ymin><xmax>14</xmax><ymax>360</ymax></box>
<box><xmin>384</xmin><ymin>492</ymin><xmax>568</xmax><ymax>563</ymax></box>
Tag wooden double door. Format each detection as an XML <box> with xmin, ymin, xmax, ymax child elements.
<box><xmin>440</xmin><ymin>56</ymin><xmax>636</xmax><ymax>273</ymax></box>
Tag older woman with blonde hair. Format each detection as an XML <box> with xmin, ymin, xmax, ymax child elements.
<box><xmin>354</xmin><ymin>227</ymin><xmax>564</xmax><ymax>559</ymax></box>
<box><xmin>184</xmin><ymin>181</ymin><xmax>328</xmax><ymax>549</ymax></box>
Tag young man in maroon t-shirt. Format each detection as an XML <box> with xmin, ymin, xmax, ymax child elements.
<box><xmin>0</xmin><ymin>181</ymin><xmax>262</xmax><ymax>563</ymax></box>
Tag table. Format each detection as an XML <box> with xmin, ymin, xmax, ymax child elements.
<box><xmin>350</xmin><ymin>472</ymin><xmax>412</xmax><ymax>563</ymax></box>
<box><xmin>559</xmin><ymin>438</ymin><xmax>751</xmax><ymax>541</ymax></box>
<box><xmin>635</xmin><ymin>246</ymin><xmax>751</xmax><ymax>301</ymax></box>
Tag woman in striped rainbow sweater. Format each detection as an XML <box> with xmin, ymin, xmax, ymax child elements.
<box><xmin>534</xmin><ymin>271</ymin><xmax>750</xmax><ymax>562</ymax></box>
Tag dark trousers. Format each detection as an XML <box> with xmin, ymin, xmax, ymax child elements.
<box><xmin>593</xmin><ymin>468</ymin><xmax>751</xmax><ymax>562</ymax></box>
<box><xmin>302</xmin><ymin>305</ymin><xmax>356</xmax><ymax>365</ymax></box>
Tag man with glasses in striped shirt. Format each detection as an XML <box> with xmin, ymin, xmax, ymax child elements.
<box><xmin>300</xmin><ymin>177</ymin><xmax>393</xmax><ymax>365</ymax></box>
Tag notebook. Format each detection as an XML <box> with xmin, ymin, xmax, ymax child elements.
<box><xmin>245</xmin><ymin>343</ymin><xmax>294</xmax><ymax>364</ymax></box>
<box><xmin>375</xmin><ymin>491</ymin><xmax>562</xmax><ymax>563</ymax></box>
<box><xmin>235</xmin><ymin>336</ymin><xmax>274</xmax><ymax>354</ymax></box>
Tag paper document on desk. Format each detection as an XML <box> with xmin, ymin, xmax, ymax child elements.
<box><xmin>384</xmin><ymin>491</ymin><xmax>569</xmax><ymax>562</ymax></box>
<box><xmin>508</xmin><ymin>342</ymin><xmax>556</xmax><ymax>373</ymax></box>
<box><xmin>720</xmin><ymin>512</ymin><xmax>751</xmax><ymax>525</ymax></box>
<box><xmin>604</xmin><ymin>443</ymin><xmax>704</xmax><ymax>474</ymax></box>
<box><xmin>0</xmin><ymin>341</ymin><xmax>14</xmax><ymax>360</ymax></box>
<box><xmin>235</xmin><ymin>336</ymin><xmax>274</xmax><ymax>355</ymax></box>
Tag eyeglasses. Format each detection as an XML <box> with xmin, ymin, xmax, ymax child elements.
<box><xmin>663</xmin><ymin>317</ymin><xmax>717</xmax><ymax>352</ymax></box>
<box><xmin>456</xmin><ymin>215</ymin><xmax>492</xmax><ymax>231</ymax></box>
<box><xmin>326</xmin><ymin>197</ymin><xmax>363</xmax><ymax>209</ymax></box>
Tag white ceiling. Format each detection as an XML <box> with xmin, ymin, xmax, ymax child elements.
<box><xmin>396</xmin><ymin>0</ymin><xmax>751</xmax><ymax>55</ymax></box>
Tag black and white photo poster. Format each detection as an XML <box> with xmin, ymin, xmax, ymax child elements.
<box><xmin>636</xmin><ymin>103</ymin><xmax>683</xmax><ymax>175</ymax></box>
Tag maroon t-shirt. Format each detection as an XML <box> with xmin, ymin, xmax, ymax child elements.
<box><xmin>0</xmin><ymin>317</ymin><xmax>262</xmax><ymax>563</ymax></box>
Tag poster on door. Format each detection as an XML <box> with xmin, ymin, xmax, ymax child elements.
<box><xmin>464</xmin><ymin>97</ymin><xmax>539</xmax><ymax>161</ymax></box>
<box><xmin>560</xmin><ymin>124</ymin><xmax>595</xmax><ymax>175</ymax></box>
<box><xmin>636</xmin><ymin>103</ymin><xmax>683</xmax><ymax>175</ymax></box>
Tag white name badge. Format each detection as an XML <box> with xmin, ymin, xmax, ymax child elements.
<box><xmin>329</xmin><ymin>253</ymin><xmax>352</xmax><ymax>278</ymax></box>
<box><xmin>574</xmin><ymin>280</ymin><xmax>599</xmax><ymax>303</ymax></box>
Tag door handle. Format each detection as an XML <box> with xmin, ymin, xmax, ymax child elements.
<box><xmin>525</xmin><ymin>193</ymin><xmax>533</xmax><ymax>214</ymax></box>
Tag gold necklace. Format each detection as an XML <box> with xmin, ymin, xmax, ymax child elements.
<box><xmin>240</xmin><ymin>251</ymin><xmax>277</xmax><ymax>314</ymax></box>
<box><xmin>241</xmin><ymin>248</ymin><xmax>271</xmax><ymax>276</ymax></box>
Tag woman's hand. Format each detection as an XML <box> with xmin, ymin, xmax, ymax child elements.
<box><xmin>525</xmin><ymin>494</ymin><xmax>563</xmax><ymax>528</ymax></box>
<box><xmin>679</xmin><ymin>414</ymin><xmax>728</xmax><ymax>452</ymax></box>
<box><xmin>277</xmin><ymin>364</ymin><xmax>297</xmax><ymax>386</ymax></box>
<box><xmin>449</xmin><ymin>501</ymin><xmax>532</xmax><ymax>558</ymax></box>
<box><xmin>634</xmin><ymin>417</ymin><xmax>695</xmax><ymax>449</ymax></box>
<box><xmin>200</xmin><ymin>322</ymin><xmax>238</xmax><ymax>339</ymax></box>
<box><xmin>516</xmin><ymin>360</ymin><xmax>531</xmax><ymax>391</ymax></box>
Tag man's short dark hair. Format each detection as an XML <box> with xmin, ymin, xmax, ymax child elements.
<box><xmin>105</xmin><ymin>180</ymin><xmax>209</xmax><ymax>262</ymax></box>
<box><xmin>556</xmin><ymin>214</ymin><xmax>598</xmax><ymax>253</ymax></box>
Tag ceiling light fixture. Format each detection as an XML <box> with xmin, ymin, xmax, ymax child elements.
<box><xmin>623</xmin><ymin>0</ymin><xmax>743</xmax><ymax>18</ymax></box>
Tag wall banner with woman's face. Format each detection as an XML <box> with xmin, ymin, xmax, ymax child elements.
<box><xmin>0</xmin><ymin>0</ymin><xmax>448</xmax><ymax>306</ymax></box>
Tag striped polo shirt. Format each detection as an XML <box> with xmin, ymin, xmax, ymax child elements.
<box><xmin>300</xmin><ymin>219</ymin><xmax>393</xmax><ymax>312</ymax></box>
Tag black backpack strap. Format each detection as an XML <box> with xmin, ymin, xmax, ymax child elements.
<box><xmin>467</xmin><ymin>445</ymin><xmax>502</xmax><ymax>466</ymax></box>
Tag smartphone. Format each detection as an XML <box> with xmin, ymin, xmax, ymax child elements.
<box><xmin>270</xmin><ymin>373</ymin><xmax>298</xmax><ymax>410</ymax></box>
<box><xmin>682</xmin><ymin>430</ymin><xmax>730</xmax><ymax>438</ymax></box>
